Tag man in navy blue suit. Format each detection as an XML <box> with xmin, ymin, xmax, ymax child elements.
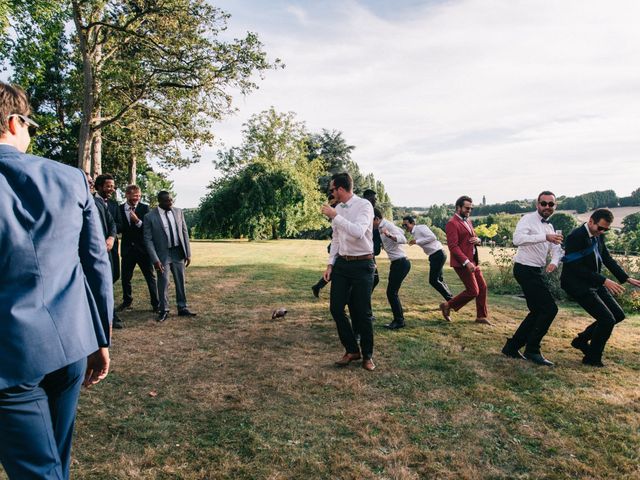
<box><xmin>0</xmin><ymin>82</ymin><xmax>113</xmax><ymax>479</ymax></box>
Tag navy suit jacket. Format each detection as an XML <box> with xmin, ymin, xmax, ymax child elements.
<box><xmin>560</xmin><ymin>224</ymin><xmax>628</xmax><ymax>298</ymax></box>
<box><xmin>0</xmin><ymin>145</ymin><xmax>113</xmax><ymax>389</ymax></box>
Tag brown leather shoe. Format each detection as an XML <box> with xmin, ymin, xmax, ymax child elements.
<box><xmin>475</xmin><ymin>318</ymin><xmax>493</xmax><ymax>325</ymax></box>
<box><xmin>439</xmin><ymin>302</ymin><xmax>452</xmax><ymax>322</ymax></box>
<box><xmin>362</xmin><ymin>358</ymin><xmax>376</xmax><ymax>371</ymax></box>
<box><xmin>335</xmin><ymin>352</ymin><xmax>361</xmax><ymax>367</ymax></box>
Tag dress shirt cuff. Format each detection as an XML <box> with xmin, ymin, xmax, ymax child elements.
<box><xmin>462</xmin><ymin>259</ymin><xmax>470</xmax><ymax>266</ymax></box>
<box><xmin>135</xmin><ymin>220</ymin><xmax>143</xmax><ymax>228</ymax></box>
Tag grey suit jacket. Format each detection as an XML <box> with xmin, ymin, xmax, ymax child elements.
<box><xmin>144</xmin><ymin>206</ymin><xmax>191</xmax><ymax>264</ymax></box>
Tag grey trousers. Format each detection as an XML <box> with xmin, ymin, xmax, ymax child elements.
<box><xmin>158</xmin><ymin>247</ymin><xmax>188</xmax><ymax>312</ymax></box>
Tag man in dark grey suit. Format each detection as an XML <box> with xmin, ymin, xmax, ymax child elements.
<box><xmin>0</xmin><ymin>82</ymin><xmax>112</xmax><ymax>479</ymax></box>
<box><xmin>144</xmin><ymin>191</ymin><xmax>196</xmax><ymax>322</ymax></box>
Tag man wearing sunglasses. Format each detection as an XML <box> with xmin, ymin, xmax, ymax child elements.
<box><xmin>0</xmin><ymin>82</ymin><xmax>112</xmax><ymax>479</ymax></box>
<box><xmin>440</xmin><ymin>195</ymin><xmax>491</xmax><ymax>324</ymax></box>
<box><xmin>502</xmin><ymin>191</ymin><xmax>563</xmax><ymax>366</ymax></box>
<box><xmin>561</xmin><ymin>209</ymin><xmax>640</xmax><ymax>367</ymax></box>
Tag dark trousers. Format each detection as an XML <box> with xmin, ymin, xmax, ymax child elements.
<box><xmin>428</xmin><ymin>250</ymin><xmax>453</xmax><ymax>300</ymax></box>
<box><xmin>387</xmin><ymin>257</ymin><xmax>411</xmax><ymax>322</ymax></box>
<box><xmin>121</xmin><ymin>249</ymin><xmax>159</xmax><ymax>309</ymax></box>
<box><xmin>574</xmin><ymin>286</ymin><xmax>625</xmax><ymax>360</ymax></box>
<box><xmin>0</xmin><ymin>358</ymin><xmax>86</xmax><ymax>480</ymax></box>
<box><xmin>511</xmin><ymin>263</ymin><xmax>558</xmax><ymax>354</ymax></box>
<box><xmin>330</xmin><ymin>257</ymin><xmax>375</xmax><ymax>359</ymax></box>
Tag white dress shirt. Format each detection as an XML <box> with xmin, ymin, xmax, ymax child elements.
<box><xmin>378</xmin><ymin>219</ymin><xmax>407</xmax><ymax>261</ymax></box>
<box><xmin>124</xmin><ymin>202</ymin><xmax>143</xmax><ymax>228</ymax></box>
<box><xmin>328</xmin><ymin>195</ymin><xmax>374</xmax><ymax>265</ymax></box>
<box><xmin>410</xmin><ymin>224</ymin><xmax>444</xmax><ymax>256</ymax></box>
<box><xmin>513</xmin><ymin>211</ymin><xmax>564</xmax><ymax>267</ymax></box>
<box><xmin>159</xmin><ymin>208</ymin><xmax>180</xmax><ymax>248</ymax></box>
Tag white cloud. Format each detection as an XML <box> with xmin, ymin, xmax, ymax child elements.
<box><xmin>169</xmin><ymin>0</ymin><xmax>640</xmax><ymax>207</ymax></box>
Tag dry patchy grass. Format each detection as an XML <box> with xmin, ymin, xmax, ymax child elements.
<box><xmin>3</xmin><ymin>240</ymin><xmax>639</xmax><ymax>480</ymax></box>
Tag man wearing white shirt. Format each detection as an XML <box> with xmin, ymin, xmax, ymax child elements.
<box><xmin>118</xmin><ymin>184</ymin><xmax>159</xmax><ymax>313</ymax></box>
<box><xmin>402</xmin><ymin>215</ymin><xmax>453</xmax><ymax>302</ymax></box>
<box><xmin>374</xmin><ymin>209</ymin><xmax>411</xmax><ymax>330</ymax></box>
<box><xmin>502</xmin><ymin>191</ymin><xmax>564</xmax><ymax>366</ymax></box>
<box><xmin>322</xmin><ymin>173</ymin><xmax>376</xmax><ymax>371</ymax></box>
<box><xmin>144</xmin><ymin>191</ymin><xmax>196</xmax><ymax>322</ymax></box>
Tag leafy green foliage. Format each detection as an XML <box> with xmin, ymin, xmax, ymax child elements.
<box><xmin>2</xmin><ymin>0</ymin><xmax>278</xmax><ymax>186</ymax></box>
<box><xmin>548</xmin><ymin>212</ymin><xmax>579</xmax><ymax>235</ymax></box>
<box><xmin>199</xmin><ymin>163</ymin><xmax>323</xmax><ymax>240</ymax></box>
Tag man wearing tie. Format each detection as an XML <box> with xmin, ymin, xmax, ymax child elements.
<box><xmin>502</xmin><ymin>191</ymin><xmax>563</xmax><ymax>366</ymax></box>
<box><xmin>561</xmin><ymin>209</ymin><xmax>640</xmax><ymax>367</ymax></box>
<box><xmin>322</xmin><ymin>173</ymin><xmax>376</xmax><ymax>371</ymax></box>
<box><xmin>119</xmin><ymin>184</ymin><xmax>159</xmax><ymax>313</ymax></box>
<box><xmin>0</xmin><ymin>82</ymin><xmax>111</xmax><ymax>479</ymax></box>
<box><xmin>144</xmin><ymin>191</ymin><xmax>196</xmax><ymax>322</ymax></box>
<box><xmin>440</xmin><ymin>196</ymin><xmax>491</xmax><ymax>325</ymax></box>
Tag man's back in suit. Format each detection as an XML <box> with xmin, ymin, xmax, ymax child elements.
<box><xmin>0</xmin><ymin>81</ymin><xmax>112</xmax><ymax>480</ymax></box>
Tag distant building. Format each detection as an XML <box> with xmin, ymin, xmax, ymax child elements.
<box><xmin>482</xmin><ymin>195</ymin><xmax>486</xmax><ymax>206</ymax></box>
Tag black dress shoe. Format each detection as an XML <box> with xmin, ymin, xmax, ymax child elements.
<box><xmin>157</xmin><ymin>311</ymin><xmax>169</xmax><ymax>322</ymax></box>
<box><xmin>117</xmin><ymin>302</ymin><xmax>132</xmax><ymax>312</ymax></box>
<box><xmin>501</xmin><ymin>342</ymin><xmax>525</xmax><ymax>360</ymax></box>
<box><xmin>582</xmin><ymin>356</ymin><xmax>605</xmax><ymax>367</ymax></box>
<box><xmin>113</xmin><ymin>319</ymin><xmax>125</xmax><ymax>329</ymax></box>
<box><xmin>178</xmin><ymin>308</ymin><xmax>197</xmax><ymax>317</ymax></box>
<box><xmin>571</xmin><ymin>336</ymin><xmax>590</xmax><ymax>355</ymax></box>
<box><xmin>311</xmin><ymin>285</ymin><xmax>320</xmax><ymax>298</ymax></box>
<box><xmin>523</xmin><ymin>352</ymin><xmax>554</xmax><ymax>366</ymax></box>
<box><xmin>384</xmin><ymin>321</ymin><xmax>405</xmax><ymax>330</ymax></box>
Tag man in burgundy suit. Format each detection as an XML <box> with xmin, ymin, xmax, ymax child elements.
<box><xmin>440</xmin><ymin>196</ymin><xmax>491</xmax><ymax>325</ymax></box>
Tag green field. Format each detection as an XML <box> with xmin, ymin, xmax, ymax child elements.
<box><xmin>5</xmin><ymin>240</ymin><xmax>639</xmax><ymax>479</ymax></box>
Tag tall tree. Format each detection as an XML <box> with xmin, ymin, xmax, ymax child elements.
<box><xmin>204</xmin><ymin>108</ymin><xmax>324</xmax><ymax>239</ymax></box>
<box><xmin>3</xmin><ymin>0</ymin><xmax>278</xmax><ymax>178</ymax></box>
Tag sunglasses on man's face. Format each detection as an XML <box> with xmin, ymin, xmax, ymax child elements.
<box><xmin>9</xmin><ymin>114</ymin><xmax>39</xmax><ymax>136</ymax></box>
<box><xmin>597</xmin><ymin>225</ymin><xmax>610</xmax><ymax>232</ymax></box>
<box><xmin>539</xmin><ymin>201</ymin><xmax>555</xmax><ymax>207</ymax></box>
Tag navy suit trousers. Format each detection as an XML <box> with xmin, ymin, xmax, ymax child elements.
<box><xmin>0</xmin><ymin>358</ymin><xmax>86</xmax><ymax>480</ymax></box>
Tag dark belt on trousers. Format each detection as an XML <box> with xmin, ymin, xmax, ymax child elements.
<box><xmin>339</xmin><ymin>254</ymin><xmax>374</xmax><ymax>261</ymax></box>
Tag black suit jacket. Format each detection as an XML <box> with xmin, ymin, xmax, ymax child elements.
<box><xmin>93</xmin><ymin>195</ymin><xmax>118</xmax><ymax>282</ymax></box>
<box><xmin>560</xmin><ymin>224</ymin><xmax>628</xmax><ymax>297</ymax></box>
<box><xmin>119</xmin><ymin>202</ymin><xmax>151</xmax><ymax>257</ymax></box>
<box><xmin>104</xmin><ymin>197</ymin><xmax>121</xmax><ymax>282</ymax></box>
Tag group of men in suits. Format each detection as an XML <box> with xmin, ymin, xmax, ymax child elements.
<box><xmin>321</xmin><ymin>180</ymin><xmax>639</xmax><ymax>372</ymax></box>
<box><xmin>88</xmin><ymin>175</ymin><xmax>197</xmax><ymax>324</ymax></box>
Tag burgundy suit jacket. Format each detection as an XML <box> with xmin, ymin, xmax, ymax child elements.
<box><xmin>445</xmin><ymin>214</ymin><xmax>480</xmax><ymax>268</ymax></box>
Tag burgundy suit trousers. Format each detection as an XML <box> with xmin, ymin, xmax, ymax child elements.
<box><xmin>448</xmin><ymin>266</ymin><xmax>488</xmax><ymax>318</ymax></box>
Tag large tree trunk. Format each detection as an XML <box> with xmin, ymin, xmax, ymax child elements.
<box><xmin>91</xmin><ymin>128</ymin><xmax>102</xmax><ymax>175</ymax></box>
<box><xmin>73</xmin><ymin>1</ymin><xmax>95</xmax><ymax>172</ymax></box>
<box><xmin>128</xmin><ymin>152</ymin><xmax>137</xmax><ymax>185</ymax></box>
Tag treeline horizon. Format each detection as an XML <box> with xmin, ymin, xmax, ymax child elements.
<box><xmin>396</xmin><ymin>187</ymin><xmax>640</xmax><ymax>216</ymax></box>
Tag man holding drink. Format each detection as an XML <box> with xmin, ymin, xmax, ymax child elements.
<box><xmin>502</xmin><ymin>191</ymin><xmax>564</xmax><ymax>366</ymax></box>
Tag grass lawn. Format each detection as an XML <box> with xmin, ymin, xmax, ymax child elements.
<box><xmin>6</xmin><ymin>240</ymin><xmax>638</xmax><ymax>479</ymax></box>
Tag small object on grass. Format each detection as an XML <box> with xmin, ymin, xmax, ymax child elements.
<box><xmin>148</xmin><ymin>390</ymin><xmax>158</xmax><ymax>397</ymax></box>
<box><xmin>272</xmin><ymin>307</ymin><xmax>287</xmax><ymax>319</ymax></box>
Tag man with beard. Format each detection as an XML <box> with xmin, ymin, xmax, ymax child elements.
<box><xmin>502</xmin><ymin>191</ymin><xmax>563</xmax><ymax>366</ymax></box>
